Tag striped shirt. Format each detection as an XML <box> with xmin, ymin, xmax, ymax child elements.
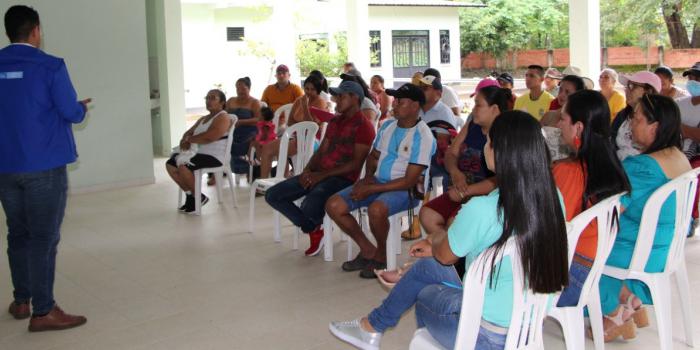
<box><xmin>372</xmin><ymin>119</ymin><xmax>436</xmax><ymax>183</ymax></box>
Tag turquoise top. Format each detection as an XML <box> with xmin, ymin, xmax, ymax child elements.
<box><xmin>448</xmin><ymin>190</ymin><xmax>513</xmax><ymax>327</ymax></box>
<box><xmin>607</xmin><ymin>154</ymin><xmax>676</xmax><ymax>273</ymax></box>
<box><xmin>448</xmin><ymin>189</ymin><xmax>564</xmax><ymax>327</ymax></box>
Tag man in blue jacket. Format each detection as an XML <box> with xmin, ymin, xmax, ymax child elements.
<box><xmin>0</xmin><ymin>5</ymin><xmax>90</xmax><ymax>332</ymax></box>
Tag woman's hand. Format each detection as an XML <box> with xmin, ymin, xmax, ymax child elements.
<box><xmin>409</xmin><ymin>239</ymin><xmax>433</xmax><ymax>257</ymax></box>
<box><xmin>179</xmin><ymin>137</ymin><xmax>191</xmax><ymax>151</ymax></box>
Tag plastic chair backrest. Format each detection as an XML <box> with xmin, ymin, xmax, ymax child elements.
<box><xmin>273</xmin><ymin>103</ymin><xmax>294</xmax><ymax>130</ymax></box>
<box><xmin>277</xmin><ymin>121</ymin><xmax>319</xmax><ymax>179</ymax></box>
<box><xmin>628</xmin><ymin>168</ymin><xmax>700</xmax><ymax>274</ymax></box>
<box><xmin>453</xmin><ymin>238</ymin><xmax>551</xmax><ymax>349</ymax></box>
<box><xmin>222</xmin><ymin>114</ymin><xmax>238</xmax><ymax>168</ymax></box>
<box><xmin>564</xmin><ymin>192</ymin><xmax>625</xmax><ymax>308</ymax></box>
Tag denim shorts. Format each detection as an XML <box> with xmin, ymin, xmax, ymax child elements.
<box><xmin>556</xmin><ymin>253</ymin><xmax>593</xmax><ymax>307</ymax></box>
<box><xmin>335</xmin><ymin>185</ymin><xmax>420</xmax><ymax>216</ymax></box>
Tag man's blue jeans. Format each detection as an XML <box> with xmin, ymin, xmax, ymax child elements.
<box><xmin>0</xmin><ymin>166</ymin><xmax>67</xmax><ymax>315</ymax></box>
<box><xmin>265</xmin><ymin>175</ymin><xmax>352</xmax><ymax>233</ymax></box>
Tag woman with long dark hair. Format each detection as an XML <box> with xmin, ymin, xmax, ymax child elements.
<box><xmin>554</xmin><ymin>90</ymin><xmax>630</xmax><ymax>308</ymax></box>
<box><xmin>225</xmin><ymin>77</ymin><xmax>262</xmax><ymax>179</ymax></box>
<box><xmin>329</xmin><ymin>111</ymin><xmax>569</xmax><ymax>350</ymax></box>
<box><xmin>598</xmin><ymin>94</ymin><xmax>691</xmax><ymax>342</ymax></box>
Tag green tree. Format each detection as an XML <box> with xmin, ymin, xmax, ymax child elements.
<box><xmin>459</xmin><ymin>0</ymin><xmax>568</xmax><ymax>60</ymax></box>
<box><xmin>296</xmin><ymin>32</ymin><xmax>348</xmax><ymax>78</ymax></box>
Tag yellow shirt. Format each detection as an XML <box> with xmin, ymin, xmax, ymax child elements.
<box><xmin>261</xmin><ymin>83</ymin><xmax>304</xmax><ymax>111</ymax></box>
<box><xmin>514</xmin><ymin>91</ymin><xmax>554</xmax><ymax>120</ymax></box>
<box><xmin>607</xmin><ymin>90</ymin><xmax>626</xmax><ymax>121</ymax></box>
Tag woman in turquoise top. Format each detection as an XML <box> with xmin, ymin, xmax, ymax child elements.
<box><xmin>328</xmin><ymin>111</ymin><xmax>569</xmax><ymax>350</ymax></box>
<box><xmin>598</xmin><ymin>94</ymin><xmax>691</xmax><ymax>342</ymax></box>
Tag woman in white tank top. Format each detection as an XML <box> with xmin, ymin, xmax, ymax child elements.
<box><xmin>166</xmin><ymin>89</ymin><xmax>232</xmax><ymax>213</ymax></box>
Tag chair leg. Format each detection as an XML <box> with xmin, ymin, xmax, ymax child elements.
<box><xmin>194</xmin><ymin>170</ymin><xmax>202</xmax><ymax>215</ymax></box>
<box><xmin>178</xmin><ymin>188</ymin><xmax>183</xmax><ymax>208</ymax></box>
<box><xmin>561</xmin><ymin>308</ymin><xmax>585</xmax><ymax>350</ymax></box>
<box><xmin>274</xmin><ymin>211</ymin><xmax>281</xmax><ymax>243</ymax></box>
<box><xmin>293</xmin><ymin>226</ymin><xmax>299</xmax><ymax>250</ymax></box>
<box><xmin>648</xmin><ymin>275</ymin><xmax>673</xmax><ymax>350</ymax></box>
<box><xmin>226</xmin><ymin>170</ymin><xmax>238</xmax><ymax>208</ymax></box>
<box><xmin>214</xmin><ymin>171</ymin><xmax>224</xmax><ymax>203</ymax></box>
<box><xmin>248</xmin><ymin>184</ymin><xmax>256</xmax><ymax>232</ymax></box>
<box><xmin>323</xmin><ymin>215</ymin><xmax>333</xmax><ymax>262</ymax></box>
<box><xmin>386</xmin><ymin>215</ymin><xmax>397</xmax><ymax>271</ymax></box>
<box><xmin>587</xmin><ymin>290</ymin><xmax>605</xmax><ymax>350</ymax></box>
<box><xmin>676</xmin><ymin>262</ymin><xmax>695</xmax><ymax>347</ymax></box>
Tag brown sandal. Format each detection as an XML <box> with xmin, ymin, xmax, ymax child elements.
<box><xmin>602</xmin><ymin>306</ymin><xmax>637</xmax><ymax>342</ymax></box>
<box><xmin>624</xmin><ymin>294</ymin><xmax>649</xmax><ymax>328</ymax></box>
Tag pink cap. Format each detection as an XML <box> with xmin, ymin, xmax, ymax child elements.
<box><xmin>619</xmin><ymin>71</ymin><xmax>662</xmax><ymax>94</ymax></box>
<box><xmin>471</xmin><ymin>78</ymin><xmax>501</xmax><ymax>97</ymax></box>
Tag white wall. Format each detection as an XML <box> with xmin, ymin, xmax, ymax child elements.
<box><xmin>182</xmin><ymin>3</ymin><xmax>281</xmax><ymax>107</ymax></box>
<box><xmin>367</xmin><ymin>6</ymin><xmax>462</xmax><ymax>86</ymax></box>
<box><xmin>0</xmin><ymin>0</ymin><xmax>155</xmax><ymax>192</ymax></box>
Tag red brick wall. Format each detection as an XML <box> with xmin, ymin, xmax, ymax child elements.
<box><xmin>461</xmin><ymin>46</ymin><xmax>699</xmax><ymax>70</ymax></box>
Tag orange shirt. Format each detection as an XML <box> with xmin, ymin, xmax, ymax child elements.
<box><xmin>261</xmin><ymin>83</ymin><xmax>304</xmax><ymax>111</ymax></box>
<box><xmin>553</xmin><ymin>160</ymin><xmax>598</xmax><ymax>260</ymax></box>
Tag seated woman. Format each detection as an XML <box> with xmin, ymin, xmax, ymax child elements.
<box><xmin>166</xmin><ymin>89</ymin><xmax>233</xmax><ymax>213</ymax></box>
<box><xmin>225</xmin><ymin>77</ymin><xmax>262</xmax><ymax>179</ymax></box>
<box><xmin>370</xmin><ymin>74</ymin><xmax>393</xmax><ymax>123</ymax></box>
<box><xmin>329</xmin><ymin>111</ymin><xmax>569</xmax><ymax>350</ymax></box>
<box><xmin>554</xmin><ymin>90</ymin><xmax>630</xmax><ymax>307</ymax></box>
<box><xmin>407</xmin><ymin>84</ymin><xmax>510</xmax><ymax>279</ymax></box>
<box><xmin>599</xmin><ymin>68</ymin><xmax>626</xmax><ymax>120</ymax></box>
<box><xmin>598</xmin><ymin>94</ymin><xmax>691</xmax><ymax>342</ymax></box>
<box><xmin>611</xmin><ymin>71</ymin><xmax>661</xmax><ymax>161</ymax></box>
<box><xmin>540</xmin><ymin>74</ymin><xmax>586</xmax><ymax>127</ymax></box>
<box><xmin>257</xmin><ymin>75</ymin><xmax>328</xmax><ymax>179</ymax></box>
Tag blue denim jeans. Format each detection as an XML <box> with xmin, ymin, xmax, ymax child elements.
<box><xmin>556</xmin><ymin>253</ymin><xmax>592</xmax><ymax>307</ymax></box>
<box><xmin>0</xmin><ymin>166</ymin><xmax>67</xmax><ymax>315</ymax></box>
<box><xmin>368</xmin><ymin>258</ymin><xmax>461</xmax><ymax>336</ymax></box>
<box><xmin>265</xmin><ymin>175</ymin><xmax>352</xmax><ymax>233</ymax></box>
<box><xmin>475</xmin><ymin>322</ymin><xmax>507</xmax><ymax>350</ymax></box>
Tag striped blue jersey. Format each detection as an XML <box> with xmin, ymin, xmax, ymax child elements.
<box><xmin>372</xmin><ymin>119</ymin><xmax>436</xmax><ymax>183</ymax></box>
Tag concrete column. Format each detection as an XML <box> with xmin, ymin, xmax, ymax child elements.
<box><xmin>568</xmin><ymin>0</ymin><xmax>600</xmax><ymax>86</ymax></box>
<box><xmin>149</xmin><ymin>0</ymin><xmax>186</xmax><ymax>155</ymax></box>
<box><xmin>272</xmin><ymin>1</ymin><xmax>299</xmax><ymax>82</ymax></box>
<box><xmin>346</xmin><ymin>0</ymin><xmax>370</xmax><ymax>73</ymax></box>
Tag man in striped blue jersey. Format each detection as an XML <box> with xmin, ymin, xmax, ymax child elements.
<box><xmin>326</xmin><ymin>83</ymin><xmax>437</xmax><ymax>279</ymax></box>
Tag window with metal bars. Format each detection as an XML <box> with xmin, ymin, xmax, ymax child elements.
<box><xmin>370</xmin><ymin>30</ymin><xmax>381</xmax><ymax>67</ymax></box>
<box><xmin>440</xmin><ymin>30</ymin><xmax>450</xmax><ymax>64</ymax></box>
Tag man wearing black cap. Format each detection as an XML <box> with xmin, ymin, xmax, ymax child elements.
<box><xmin>265</xmin><ymin>81</ymin><xmax>375</xmax><ymax>256</ymax></box>
<box><xmin>326</xmin><ymin>83</ymin><xmax>436</xmax><ymax>278</ymax></box>
<box><xmin>261</xmin><ymin>64</ymin><xmax>304</xmax><ymax>112</ymax></box>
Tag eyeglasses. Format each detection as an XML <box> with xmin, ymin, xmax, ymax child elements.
<box><xmin>626</xmin><ymin>81</ymin><xmax>644</xmax><ymax>91</ymax></box>
<box><xmin>643</xmin><ymin>94</ymin><xmax>655</xmax><ymax>110</ymax></box>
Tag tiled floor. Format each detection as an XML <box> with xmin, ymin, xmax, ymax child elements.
<box><xmin>1</xmin><ymin>160</ymin><xmax>699</xmax><ymax>349</ymax></box>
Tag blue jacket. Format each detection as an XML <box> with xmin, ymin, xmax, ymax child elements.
<box><xmin>0</xmin><ymin>44</ymin><xmax>86</xmax><ymax>173</ymax></box>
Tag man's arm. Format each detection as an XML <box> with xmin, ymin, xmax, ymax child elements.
<box><xmin>309</xmin><ymin>143</ymin><xmax>372</xmax><ymax>181</ymax></box>
<box><xmin>364</xmin><ymin>163</ymin><xmax>425</xmax><ymax>194</ymax></box>
<box><xmin>51</xmin><ymin>61</ymin><xmax>87</xmax><ymax>123</ymax></box>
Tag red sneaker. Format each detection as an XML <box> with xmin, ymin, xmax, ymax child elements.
<box><xmin>304</xmin><ymin>227</ymin><xmax>325</xmax><ymax>256</ymax></box>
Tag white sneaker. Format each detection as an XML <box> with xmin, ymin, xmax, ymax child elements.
<box><xmin>329</xmin><ymin>319</ymin><xmax>382</xmax><ymax>350</ymax></box>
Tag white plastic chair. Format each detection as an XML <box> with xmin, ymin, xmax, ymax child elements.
<box><xmin>177</xmin><ymin>114</ymin><xmax>238</xmax><ymax>216</ymax></box>
<box><xmin>547</xmin><ymin>192</ymin><xmax>625</xmax><ymax>350</ymax></box>
<box><xmin>248</xmin><ymin>121</ymin><xmax>319</xmax><ymax>242</ymax></box>
<box><xmin>599</xmin><ymin>168</ymin><xmax>699</xmax><ymax>350</ymax></box>
<box><xmin>409</xmin><ymin>238</ymin><xmax>552</xmax><ymax>349</ymax></box>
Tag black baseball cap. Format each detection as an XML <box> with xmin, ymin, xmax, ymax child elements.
<box><xmin>683</xmin><ymin>62</ymin><xmax>700</xmax><ymax>77</ymax></box>
<box><xmin>386</xmin><ymin>83</ymin><xmax>426</xmax><ymax>106</ymax></box>
<box><xmin>497</xmin><ymin>73</ymin><xmax>514</xmax><ymax>85</ymax></box>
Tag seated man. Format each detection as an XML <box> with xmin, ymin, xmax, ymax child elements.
<box><xmin>325</xmin><ymin>83</ymin><xmax>436</xmax><ymax>278</ymax></box>
<box><xmin>264</xmin><ymin>81</ymin><xmax>375</xmax><ymax>256</ymax></box>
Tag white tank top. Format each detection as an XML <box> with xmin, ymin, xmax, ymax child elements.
<box><xmin>194</xmin><ymin>110</ymin><xmax>229</xmax><ymax>164</ymax></box>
